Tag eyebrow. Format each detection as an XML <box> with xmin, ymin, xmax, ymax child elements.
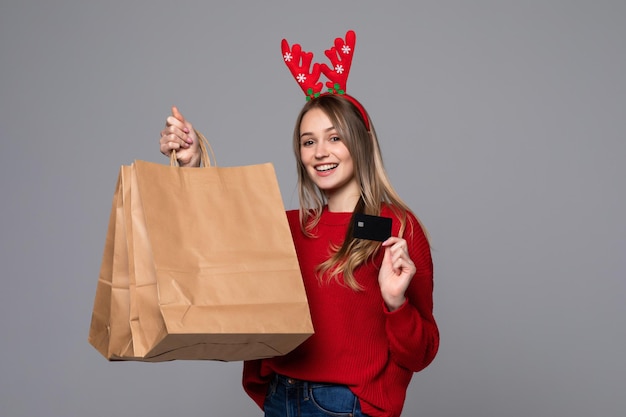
<box><xmin>300</xmin><ymin>126</ymin><xmax>336</xmax><ymax>139</ymax></box>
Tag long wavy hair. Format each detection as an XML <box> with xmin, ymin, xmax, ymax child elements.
<box><xmin>292</xmin><ymin>94</ymin><xmax>428</xmax><ymax>290</ymax></box>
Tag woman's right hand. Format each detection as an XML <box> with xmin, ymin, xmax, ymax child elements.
<box><xmin>159</xmin><ymin>106</ymin><xmax>201</xmax><ymax>167</ymax></box>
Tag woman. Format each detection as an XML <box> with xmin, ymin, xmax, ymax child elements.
<box><xmin>159</xmin><ymin>93</ymin><xmax>438</xmax><ymax>417</ymax></box>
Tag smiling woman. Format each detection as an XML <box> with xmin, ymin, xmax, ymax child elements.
<box><xmin>298</xmin><ymin>108</ymin><xmax>359</xmax><ymax>212</ymax></box>
<box><xmin>158</xmin><ymin>31</ymin><xmax>438</xmax><ymax>417</ymax></box>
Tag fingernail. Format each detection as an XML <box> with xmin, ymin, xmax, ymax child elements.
<box><xmin>184</xmin><ymin>127</ymin><xmax>190</xmax><ymax>133</ymax></box>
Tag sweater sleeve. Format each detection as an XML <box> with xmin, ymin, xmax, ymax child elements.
<box><xmin>384</xmin><ymin>215</ymin><xmax>439</xmax><ymax>372</ymax></box>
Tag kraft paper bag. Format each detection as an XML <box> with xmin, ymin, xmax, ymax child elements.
<box><xmin>88</xmin><ymin>166</ymin><xmax>135</xmax><ymax>359</ymax></box>
<box><xmin>89</xmin><ymin>132</ymin><xmax>313</xmax><ymax>361</ymax></box>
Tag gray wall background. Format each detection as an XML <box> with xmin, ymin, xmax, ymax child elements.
<box><xmin>1</xmin><ymin>1</ymin><xmax>624</xmax><ymax>416</ymax></box>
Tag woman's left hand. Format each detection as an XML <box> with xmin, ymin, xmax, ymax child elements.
<box><xmin>378</xmin><ymin>237</ymin><xmax>416</xmax><ymax>311</ymax></box>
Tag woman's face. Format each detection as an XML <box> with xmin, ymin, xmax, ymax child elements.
<box><xmin>299</xmin><ymin>108</ymin><xmax>359</xmax><ymax>204</ymax></box>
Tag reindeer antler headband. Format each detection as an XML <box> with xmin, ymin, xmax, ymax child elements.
<box><xmin>281</xmin><ymin>30</ymin><xmax>370</xmax><ymax>131</ymax></box>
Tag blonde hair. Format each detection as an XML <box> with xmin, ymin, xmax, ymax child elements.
<box><xmin>292</xmin><ymin>95</ymin><xmax>428</xmax><ymax>290</ymax></box>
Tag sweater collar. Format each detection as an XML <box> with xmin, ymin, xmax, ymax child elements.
<box><xmin>320</xmin><ymin>206</ymin><xmax>353</xmax><ymax>226</ymax></box>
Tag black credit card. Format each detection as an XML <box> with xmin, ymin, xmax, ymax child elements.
<box><xmin>352</xmin><ymin>213</ymin><xmax>392</xmax><ymax>242</ymax></box>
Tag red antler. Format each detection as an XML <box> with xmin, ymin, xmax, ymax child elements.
<box><xmin>281</xmin><ymin>39</ymin><xmax>323</xmax><ymax>100</ymax></box>
<box><xmin>281</xmin><ymin>30</ymin><xmax>370</xmax><ymax>130</ymax></box>
<box><xmin>320</xmin><ymin>30</ymin><xmax>356</xmax><ymax>94</ymax></box>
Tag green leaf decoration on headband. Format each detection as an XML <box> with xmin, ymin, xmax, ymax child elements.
<box><xmin>328</xmin><ymin>83</ymin><xmax>345</xmax><ymax>95</ymax></box>
<box><xmin>305</xmin><ymin>88</ymin><xmax>321</xmax><ymax>101</ymax></box>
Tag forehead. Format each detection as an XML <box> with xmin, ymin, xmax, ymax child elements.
<box><xmin>300</xmin><ymin>108</ymin><xmax>334</xmax><ymax>133</ymax></box>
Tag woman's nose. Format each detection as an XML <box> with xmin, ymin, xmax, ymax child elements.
<box><xmin>315</xmin><ymin>142</ymin><xmax>329</xmax><ymax>158</ymax></box>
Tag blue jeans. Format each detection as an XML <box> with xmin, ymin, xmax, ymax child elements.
<box><xmin>264</xmin><ymin>374</ymin><xmax>369</xmax><ymax>417</ymax></box>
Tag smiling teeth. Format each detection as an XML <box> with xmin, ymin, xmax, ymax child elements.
<box><xmin>316</xmin><ymin>164</ymin><xmax>338</xmax><ymax>172</ymax></box>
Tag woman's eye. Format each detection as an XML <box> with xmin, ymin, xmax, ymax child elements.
<box><xmin>329</xmin><ymin>136</ymin><xmax>341</xmax><ymax>142</ymax></box>
<box><xmin>302</xmin><ymin>139</ymin><xmax>314</xmax><ymax>147</ymax></box>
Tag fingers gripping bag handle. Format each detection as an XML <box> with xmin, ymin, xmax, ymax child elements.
<box><xmin>170</xmin><ymin>129</ymin><xmax>217</xmax><ymax>168</ymax></box>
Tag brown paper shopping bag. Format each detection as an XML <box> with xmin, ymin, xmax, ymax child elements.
<box><xmin>88</xmin><ymin>166</ymin><xmax>135</xmax><ymax>359</ymax></box>
<box><xmin>89</xmin><ymin>131</ymin><xmax>313</xmax><ymax>361</ymax></box>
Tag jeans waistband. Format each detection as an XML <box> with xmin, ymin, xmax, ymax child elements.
<box><xmin>274</xmin><ymin>374</ymin><xmax>335</xmax><ymax>389</ymax></box>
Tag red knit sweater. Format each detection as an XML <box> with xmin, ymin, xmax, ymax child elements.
<box><xmin>243</xmin><ymin>205</ymin><xmax>439</xmax><ymax>417</ymax></box>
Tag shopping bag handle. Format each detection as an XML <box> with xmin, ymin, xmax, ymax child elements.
<box><xmin>170</xmin><ymin>129</ymin><xmax>217</xmax><ymax>167</ymax></box>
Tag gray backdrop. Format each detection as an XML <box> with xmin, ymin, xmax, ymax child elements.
<box><xmin>1</xmin><ymin>1</ymin><xmax>624</xmax><ymax>416</ymax></box>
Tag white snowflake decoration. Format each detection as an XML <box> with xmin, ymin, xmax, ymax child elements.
<box><xmin>296</xmin><ymin>73</ymin><xmax>306</xmax><ymax>83</ymax></box>
<box><xmin>284</xmin><ymin>52</ymin><xmax>293</xmax><ymax>62</ymax></box>
<box><xmin>341</xmin><ymin>45</ymin><xmax>351</xmax><ymax>54</ymax></box>
<box><xmin>335</xmin><ymin>64</ymin><xmax>344</xmax><ymax>74</ymax></box>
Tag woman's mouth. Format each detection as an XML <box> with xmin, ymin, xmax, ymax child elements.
<box><xmin>315</xmin><ymin>163</ymin><xmax>338</xmax><ymax>172</ymax></box>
